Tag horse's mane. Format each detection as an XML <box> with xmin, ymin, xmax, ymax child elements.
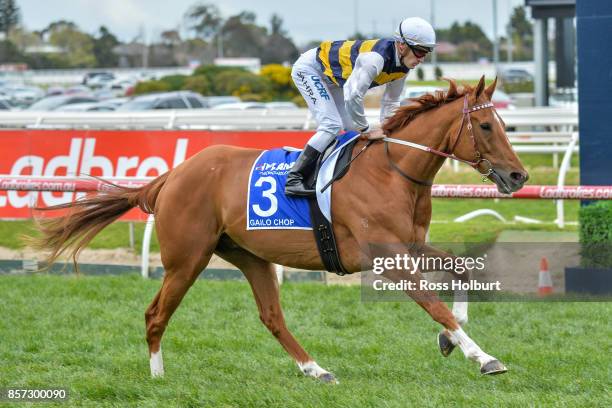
<box><xmin>382</xmin><ymin>79</ymin><xmax>474</xmax><ymax>135</ymax></box>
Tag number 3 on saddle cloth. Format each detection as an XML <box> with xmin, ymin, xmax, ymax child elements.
<box><xmin>247</xmin><ymin>131</ymin><xmax>360</xmax><ymax>274</ymax></box>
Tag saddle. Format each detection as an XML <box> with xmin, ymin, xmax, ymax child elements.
<box><xmin>306</xmin><ymin>135</ymin><xmax>362</xmax><ymax>275</ymax></box>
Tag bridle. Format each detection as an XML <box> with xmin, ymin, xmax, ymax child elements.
<box><xmin>383</xmin><ymin>94</ymin><xmax>496</xmax><ymax>186</ymax></box>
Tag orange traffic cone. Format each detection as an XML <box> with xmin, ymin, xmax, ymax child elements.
<box><xmin>538</xmin><ymin>257</ymin><xmax>553</xmax><ymax>296</ymax></box>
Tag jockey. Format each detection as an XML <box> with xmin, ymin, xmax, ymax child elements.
<box><xmin>285</xmin><ymin>17</ymin><xmax>436</xmax><ymax>197</ymax></box>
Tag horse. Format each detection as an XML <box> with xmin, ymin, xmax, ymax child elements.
<box><xmin>31</xmin><ymin>76</ymin><xmax>528</xmax><ymax>383</ymax></box>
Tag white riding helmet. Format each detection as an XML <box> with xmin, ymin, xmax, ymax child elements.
<box><xmin>394</xmin><ymin>17</ymin><xmax>436</xmax><ymax>52</ymax></box>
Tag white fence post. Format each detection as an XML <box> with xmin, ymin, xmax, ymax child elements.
<box><xmin>555</xmin><ymin>132</ymin><xmax>579</xmax><ymax>229</ymax></box>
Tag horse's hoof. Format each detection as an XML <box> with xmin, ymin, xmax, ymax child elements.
<box><xmin>438</xmin><ymin>331</ymin><xmax>456</xmax><ymax>357</ymax></box>
<box><xmin>319</xmin><ymin>372</ymin><xmax>339</xmax><ymax>384</ymax></box>
<box><xmin>480</xmin><ymin>359</ymin><xmax>508</xmax><ymax>375</ymax></box>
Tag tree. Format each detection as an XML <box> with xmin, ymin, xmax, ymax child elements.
<box><xmin>510</xmin><ymin>6</ymin><xmax>532</xmax><ymax>39</ymax></box>
<box><xmin>93</xmin><ymin>26</ymin><xmax>119</xmax><ymax>67</ymax></box>
<box><xmin>0</xmin><ymin>38</ymin><xmax>21</xmax><ymax>62</ymax></box>
<box><xmin>0</xmin><ymin>0</ymin><xmax>19</xmax><ymax>38</ymax></box>
<box><xmin>185</xmin><ymin>2</ymin><xmax>222</xmax><ymax>42</ymax></box>
<box><xmin>47</xmin><ymin>21</ymin><xmax>96</xmax><ymax>67</ymax></box>
<box><xmin>8</xmin><ymin>26</ymin><xmax>40</xmax><ymax>51</ymax></box>
<box><xmin>161</xmin><ymin>30</ymin><xmax>181</xmax><ymax>47</ymax></box>
<box><xmin>221</xmin><ymin>11</ymin><xmax>266</xmax><ymax>58</ymax></box>
<box><xmin>509</xmin><ymin>6</ymin><xmax>533</xmax><ymax>61</ymax></box>
<box><xmin>261</xmin><ymin>15</ymin><xmax>298</xmax><ymax>64</ymax></box>
<box><xmin>436</xmin><ymin>20</ymin><xmax>493</xmax><ymax>61</ymax></box>
<box><xmin>270</xmin><ymin>14</ymin><xmax>285</xmax><ymax>36</ymax></box>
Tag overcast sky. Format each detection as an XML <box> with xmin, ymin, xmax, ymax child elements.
<box><xmin>18</xmin><ymin>0</ymin><xmax>528</xmax><ymax>46</ymax></box>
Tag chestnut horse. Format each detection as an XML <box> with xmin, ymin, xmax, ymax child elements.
<box><xmin>32</xmin><ymin>77</ymin><xmax>527</xmax><ymax>382</ymax></box>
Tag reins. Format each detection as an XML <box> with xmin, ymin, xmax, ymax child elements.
<box><xmin>383</xmin><ymin>94</ymin><xmax>496</xmax><ymax>185</ymax></box>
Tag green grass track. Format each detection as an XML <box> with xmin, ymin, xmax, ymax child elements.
<box><xmin>1</xmin><ymin>275</ymin><xmax>609</xmax><ymax>407</ymax></box>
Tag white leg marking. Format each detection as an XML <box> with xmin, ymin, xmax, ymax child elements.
<box><xmin>297</xmin><ymin>361</ymin><xmax>329</xmax><ymax>378</ymax></box>
<box><xmin>452</xmin><ymin>289</ymin><xmax>469</xmax><ymax>325</ymax></box>
<box><xmin>450</xmin><ymin>327</ymin><xmax>496</xmax><ymax>367</ymax></box>
<box><xmin>150</xmin><ymin>347</ymin><xmax>164</xmax><ymax>377</ymax></box>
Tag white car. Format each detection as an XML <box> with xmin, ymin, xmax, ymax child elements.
<box><xmin>0</xmin><ymin>85</ymin><xmax>45</xmax><ymax>107</ymax></box>
<box><xmin>211</xmin><ymin>102</ymin><xmax>267</xmax><ymax>110</ymax></box>
<box><xmin>265</xmin><ymin>101</ymin><xmax>299</xmax><ymax>109</ymax></box>
<box><xmin>549</xmin><ymin>88</ymin><xmax>577</xmax><ymax>108</ymax></box>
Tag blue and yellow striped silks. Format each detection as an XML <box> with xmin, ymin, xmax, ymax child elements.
<box><xmin>316</xmin><ymin>38</ymin><xmax>409</xmax><ymax>88</ymax></box>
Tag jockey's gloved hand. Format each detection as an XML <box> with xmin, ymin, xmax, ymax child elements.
<box><xmin>360</xmin><ymin>125</ymin><xmax>385</xmax><ymax>141</ymax></box>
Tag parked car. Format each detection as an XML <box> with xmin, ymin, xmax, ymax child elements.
<box><xmin>400</xmin><ymin>85</ymin><xmax>515</xmax><ymax>109</ymax></box>
<box><xmin>549</xmin><ymin>87</ymin><xmax>577</xmax><ymax>108</ymax></box>
<box><xmin>54</xmin><ymin>102</ymin><xmax>110</xmax><ymax>112</ymax></box>
<box><xmin>27</xmin><ymin>95</ymin><xmax>99</xmax><ymax>111</ymax></box>
<box><xmin>265</xmin><ymin>101</ymin><xmax>299</xmax><ymax>109</ymax></box>
<box><xmin>212</xmin><ymin>102</ymin><xmax>267</xmax><ymax>110</ymax></box>
<box><xmin>499</xmin><ymin>68</ymin><xmax>533</xmax><ymax>84</ymax></box>
<box><xmin>102</xmin><ymin>78</ymin><xmax>137</xmax><ymax>97</ymax></box>
<box><xmin>0</xmin><ymin>96</ymin><xmax>17</xmax><ymax>110</ymax></box>
<box><xmin>201</xmin><ymin>96</ymin><xmax>241</xmax><ymax>108</ymax></box>
<box><xmin>82</xmin><ymin>71</ymin><xmax>115</xmax><ymax>86</ymax></box>
<box><xmin>0</xmin><ymin>84</ymin><xmax>45</xmax><ymax>107</ymax></box>
<box><xmin>46</xmin><ymin>86</ymin><xmax>65</xmax><ymax>96</ymax></box>
<box><xmin>65</xmin><ymin>85</ymin><xmax>94</xmax><ymax>95</ymax></box>
<box><xmin>117</xmin><ymin>91</ymin><xmax>208</xmax><ymax>111</ymax></box>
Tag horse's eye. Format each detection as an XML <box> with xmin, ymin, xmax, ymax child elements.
<box><xmin>480</xmin><ymin>122</ymin><xmax>492</xmax><ymax>131</ymax></box>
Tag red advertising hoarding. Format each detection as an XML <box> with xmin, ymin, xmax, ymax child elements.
<box><xmin>0</xmin><ymin>129</ymin><xmax>311</xmax><ymax>220</ymax></box>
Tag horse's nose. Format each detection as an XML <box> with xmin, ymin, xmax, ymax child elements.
<box><xmin>510</xmin><ymin>171</ymin><xmax>528</xmax><ymax>185</ymax></box>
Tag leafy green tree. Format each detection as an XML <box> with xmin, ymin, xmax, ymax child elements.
<box><xmin>270</xmin><ymin>14</ymin><xmax>285</xmax><ymax>36</ymax></box>
<box><xmin>436</xmin><ymin>20</ymin><xmax>493</xmax><ymax>61</ymax></box>
<box><xmin>0</xmin><ymin>0</ymin><xmax>20</xmax><ymax>38</ymax></box>
<box><xmin>46</xmin><ymin>21</ymin><xmax>96</xmax><ymax>67</ymax></box>
<box><xmin>509</xmin><ymin>6</ymin><xmax>533</xmax><ymax>61</ymax></box>
<box><xmin>185</xmin><ymin>2</ymin><xmax>222</xmax><ymax>42</ymax></box>
<box><xmin>221</xmin><ymin>11</ymin><xmax>266</xmax><ymax>57</ymax></box>
<box><xmin>261</xmin><ymin>15</ymin><xmax>298</xmax><ymax>64</ymax></box>
<box><xmin>8</xmin><ymin>26</ymin><xmax>39</xmax><ymax>51</ymax></box>
<box><xmin>93</xmin><ymin>26</ymin><xmax>119</xmax><ymax>67</ymax></box>
<box><xmin>0</xmin><ymin>39</ymin><xmax>21</xmax><ymax>62</ymax></box>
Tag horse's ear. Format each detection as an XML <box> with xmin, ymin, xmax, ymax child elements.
<box><xmin>444</xmin><ymin>78</ymin><xmax>458</xmax><ymax>98</ymax></box>
<box><xmin>474</xmin><ymin>75</ymin><xmax>486</xmax><ymax>98</ymax></box>
<box><xmin>484</xmin><ymin>77</ymin><xmax>498</xmax><ymax>100</ymax></box>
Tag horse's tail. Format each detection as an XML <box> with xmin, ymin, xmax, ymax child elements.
<box><xmin>28</xmin><ymin>172</ymin><xmax>170</xmax><ymax>269</ymax></box>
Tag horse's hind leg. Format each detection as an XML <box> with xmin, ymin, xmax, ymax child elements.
<box><xmin>215</xmin><ymin>237</ymin><xmax>338</xmax><ymax>383</ymax></box>
<box><xmin>145</xmin><ymin>253</ymin><xmax>213</xmax><ymax>377</ymax></box>
<box><xmin>145</xmin><ymin>218</ymin><xmax>219</xmax><ymax>377</ymax></box>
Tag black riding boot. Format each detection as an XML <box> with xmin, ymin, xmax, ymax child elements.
<box><xmin>284</xmin><ymin>145</ymin><xmax>321</xmax><ymax>197</ymax></box>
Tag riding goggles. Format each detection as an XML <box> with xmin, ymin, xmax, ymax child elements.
<box><xmin>409</xmin><ymin>44</ymin><xmax>431</xmax><ymax>59</ymax></box>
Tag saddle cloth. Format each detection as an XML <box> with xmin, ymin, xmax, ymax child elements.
<box><xmin>246</xmin><ymin>131</ymin><xmax>360</xmax><ymax>230</ymax></box>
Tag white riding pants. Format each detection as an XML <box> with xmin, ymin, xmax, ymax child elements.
<box><xmin>291</xmin><ymin>49</ymin><xmax>355</xmax><ymax>152</ymax></box>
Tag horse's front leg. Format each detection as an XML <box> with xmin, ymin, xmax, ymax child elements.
<box><xmin>412</xmin><ymin>197</ymin><xmax>469</xmax><ymax>328</ymax></box>
<box><xmin>381</xmin><ymin>249</ymin><xmax>507</xmax><ymax>375</ymax></box>
<box><xmin>416</xmin><ymin>243</ymin><xmax>469</xmax><ymax>326</ymax></box>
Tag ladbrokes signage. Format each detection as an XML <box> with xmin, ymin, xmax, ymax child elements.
<box><xmin>0</xmin><ymin>129</ymin><xmax>311</xmax><ymax>219</ymax></box>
